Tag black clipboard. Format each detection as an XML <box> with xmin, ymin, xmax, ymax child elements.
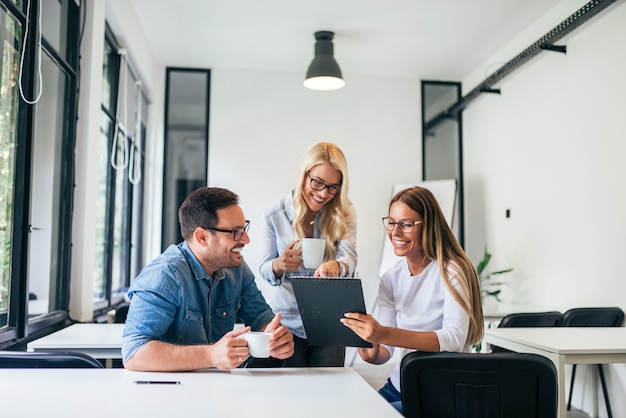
<box><xmin>291</xmin><ymin>277</ymin><xmax>372</xmax><ymax>348</ymax></box>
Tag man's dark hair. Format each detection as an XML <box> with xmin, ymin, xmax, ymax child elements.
<box><xmin>178</xmin><ymin>187</ymin><xmax>239</xmax><ymax>240</ymax></box>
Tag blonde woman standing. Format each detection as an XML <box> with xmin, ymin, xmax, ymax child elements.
<box><xmin>259</xmin><ymin>142</ymin><xmax>357</xmax><ymax>367</ymax></box>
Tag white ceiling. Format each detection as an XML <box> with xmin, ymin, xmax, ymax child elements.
<box><xmin>128</xmin><ymin>0</ymin><xmax>564</xmax><ymax>82</ymax></box>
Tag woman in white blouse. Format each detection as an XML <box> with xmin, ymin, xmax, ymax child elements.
<box><xmin>342</xmin><ymin>186</ymin><xmax>483</xmax><ymax>413</ymax></box>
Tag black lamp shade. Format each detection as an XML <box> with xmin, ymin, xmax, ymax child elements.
<box><xmin>303</xmin><ymin>31</ymin><xmax>345</xmax><ymax>91</ymax></box>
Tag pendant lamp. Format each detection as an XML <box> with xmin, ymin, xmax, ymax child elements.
<box><xmin>303</xmin><ymin>31</ymin><xmax>345</xmax><ymax>91</ymax></box>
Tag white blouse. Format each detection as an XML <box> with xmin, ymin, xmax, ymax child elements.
<box><xmin>377</xmin><ymin>258</ymin><xmax>471</xmax><ymax>391</ymax></box>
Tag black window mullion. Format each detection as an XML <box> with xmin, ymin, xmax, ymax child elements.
<box><xmin>101</xmin><ymin>29</ymin><xmax>121</xmax><ymax>307</ymax></box>
<box><xmin>121</xmin><ymin>159</ymin><xmax>133</xmax><ymax>289</ymax></box>
<box><xmin>54</xmin><ymin>52</ymin><xmax>79</xmax><ymax>311</ymax></box>
<box><xmin>40</xmin><ymin>37</ymin><xmax>77</xmax><ymax>78</ymax></box>
<box><xmin>2</xmin><ymin>0</ymin><xmax>25</xmax><ymax>22</ymax></box>
<box><xmin>103</xmin><ymin>130</ymin><xmax>117</xmax><ymax>304</ymax></box>
<box><xmin>132</xmin><ymin>124</ymin><xmax>146</xmax><ymax>280</ymax></box>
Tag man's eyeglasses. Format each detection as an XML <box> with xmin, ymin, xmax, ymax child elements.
<box><xmin>307</xmin><ymin>171</ymin><xmax>341</xmax><ymax>195</ymax></box>
<box><xmin>203</xmin><ymin>221</ymin><xmax>250</xmax><ymax>241</ymax></box>
<box><xmin>382</xmin><ymin>217</ymin><xmax>422</xmax><ymax>233</ymax></box>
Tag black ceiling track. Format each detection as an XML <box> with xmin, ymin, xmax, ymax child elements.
<box><xmin>424</xmin><ymin>0</ymin><xmax>618</xmax><ymax>134</ymax></box>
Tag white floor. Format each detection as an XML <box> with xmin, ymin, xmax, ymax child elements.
<box><xmin>566</xmin><ymin>408</ymin><xmax>590</xmax><ymax>418</ymax></box>
<box><xmin>347</xmin><ymin>347</ymin><xmax>398</xmax><ymax>390</ymax></box>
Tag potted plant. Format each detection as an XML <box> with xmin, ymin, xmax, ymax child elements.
<box><xmin>473</xmin><ymin>246</ymin><xmax>512</xmax><ymax>352</ymax></box>
<box><xmin>476</xmin><ymin>246</ymin><xmax>512</xmax><ymax>304</ymax></box>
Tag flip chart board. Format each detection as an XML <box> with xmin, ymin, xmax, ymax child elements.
<box><xmin>378</xmin><ymin>179</ymin><xmax>457</xmax><ymax>278</ymax></box>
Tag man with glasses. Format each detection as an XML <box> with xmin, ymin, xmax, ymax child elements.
<box><xmin>122</xmin><ymin>187</ymin><xmax>294</xmax><ymax>371</ymax></box>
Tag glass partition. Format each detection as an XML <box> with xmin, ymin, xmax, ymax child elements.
<box><xmin>422</xmin><ymin>80</ymin><xmax>464</xmax><ymax>245</ymax></box>
<box><xmin>162</xmin><ymin>68</ymin><xmax>210</xmax><ymax>249</ymax></box>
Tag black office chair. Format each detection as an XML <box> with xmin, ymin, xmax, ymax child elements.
<box><xmin>400</xmin><ymin>351</ymin><xmax>557</xmax><ymax>418</ymax></box>
<box><xmin>491</xmin><ymin>311</ymin><xmax>564</xmax><ymax>353</ymax></box>
<box><xmin>114</xmin><ymin>302</ymin><xmax>130</xmax><ymax>323</ymax></box>
<box><xmin>563</xmin><ymin>307</ymin><xmax>624</xmax><ymax>418</ymax></box>
<box><xmin>0</xmin><ymin>351</ymin><xmax>104</xmax><ymax>368</ymax></box>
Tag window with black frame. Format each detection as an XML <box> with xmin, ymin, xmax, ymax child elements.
<box><xmin>96</xmin><ymin>27</ymin><xmax>147</xmax><ymax>314</ymax></box>
<box><xmin>0</xmin><ymin>0</ymin><xmax>79</xmax><ymax>347</ymax></box>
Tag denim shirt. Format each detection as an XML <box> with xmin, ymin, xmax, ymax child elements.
<box><xmin>257</xmin><ymin>191</ymin><xmax>357</xmax><ymax>338</ymax></box>
<box><xmin>122</xmin><ymin>241</ymin><xmax>275</xmax><ymax>364</ymax></box>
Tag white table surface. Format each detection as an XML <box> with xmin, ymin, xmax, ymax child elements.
<box><xmin>27</xmin><ymin>323</ymin><xmax>124</xmax><ymax>359</ymax></box>
<box><xmin>484</xmin><ymin>327</ymin><xmax>626</xmax><ymax>418</ymax></box>
<box><xmin>0</xmin><ymin>367</ymin><xmax>402</xmax><ymax>418</ymax></box>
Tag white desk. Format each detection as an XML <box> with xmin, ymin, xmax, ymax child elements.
<box><xmin>0</xmin><ymin>367</ymin><xmax>402</xmax><ymax>418</ymax></box>
<box><xmin>27</xmin><ymin>323</ymin><xmax>124</xmax><ymax>359</ymax></box>
<box><xmin>484</xmin><ymin>327</ymin><xmax>626</xmax><ymax>418</ymax></box>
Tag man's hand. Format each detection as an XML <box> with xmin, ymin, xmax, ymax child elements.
<box><xmin>263</xmin><ymin>313</ymin><xmax>294</xmax><ymax>360</ymax></box>
<box><xmin>210</xmin><ymin>326</ymin><xmax>252</xmax><ymax>370</ymax></box>
<box><xmin>125</xmin><ymin>326</ymin><xmax>252</xmax><ymax>372</ymax></box>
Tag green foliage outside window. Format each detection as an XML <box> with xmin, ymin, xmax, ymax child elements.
<box><xmin>0</xmin><ymin>29</ymin><xmax>20</xmax><ymax>314</ymax></box>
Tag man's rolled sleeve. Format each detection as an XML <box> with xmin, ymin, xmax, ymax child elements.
<box><xmin>122</xmin><ymin>264</ymin><xmax>180</xmax><ymax>364</ymax></box>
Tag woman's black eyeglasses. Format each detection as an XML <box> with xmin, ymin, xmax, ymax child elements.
<box><xmin>307</xmin><ymin>171</ymin><xmax>341</xmax><ymax>195</ymax></box>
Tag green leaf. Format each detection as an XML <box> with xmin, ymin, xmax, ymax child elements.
<box><xmin>490</xmin><ymin>268</ymin><xmax>513</xmax><ymax>276</ymax></box>
<box><xmin>475</xmin><ymin>246</ymin><xmax>491</xmax><ymax>276</ymax></box>
<box><xmin>475</xmin><ymin>246</ymin><xmax>512</xmax><ymax>305</ymax></box>
<box><xmin>483</xmin><ymin>281</ymin><xmax>507</xmax><ymax>287</ymax></box>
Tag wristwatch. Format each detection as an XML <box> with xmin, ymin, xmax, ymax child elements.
<box><xmin>336</xmin><ymin>260</ymin><xmax>347</xmax><ymax>277</ymax></box>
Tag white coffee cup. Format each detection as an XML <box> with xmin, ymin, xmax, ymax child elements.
<box><xmin>296</xmin><ymin>238</ymin><xmax>326</xmax><ymax>269</ymax></box>
<box><xmin>243</xmin><ymin>331</ymin><xmax>272</xmax><ymax>358</ymax></box>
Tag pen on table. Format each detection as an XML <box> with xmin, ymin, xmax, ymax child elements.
<box><xmin>133</xmin><ymin>380</ymin><xmax>181</xmax><ymax>385</ymax></box>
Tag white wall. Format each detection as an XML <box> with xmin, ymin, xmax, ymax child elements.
<box><xmin>72</xmin><ymin>0</ymin><xmax>165</xmax><ymax>321</ymax></box>
<box><xmin>209</xmin><ymin>69</ymin><xmax>421</xmax><ymax>307</ymax></box>
<box><xmin>462</xmin><ymin>1</ymin><xmax>626</xmax><ymax>416</ymax></box>
<box><xmin>71</xmin><ymin>0</ymin><xmax>107</xmax><ymax>320</ymax></box>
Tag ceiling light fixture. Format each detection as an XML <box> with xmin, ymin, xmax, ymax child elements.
<box><xmin>303</xmin><ymin>31</ymin><xmax>345</xmax><ymax>91</ymax></box>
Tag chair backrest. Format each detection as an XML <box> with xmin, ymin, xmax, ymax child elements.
<box><xmin>400</xmin><ymin>351</ymin><xmax>557</xmax><ymax>418</ymax></box>
<box><xmin>0</xmin><ymin>351</ymin><xmax>104</xmax><ymax>368</ymax></box>
<box><xmin>498</xmin><ymin>311</ymin><xmax>564</xmax><ymax>328</ymax></box>
<box><xmin>562</xmin><ymin>307</ymin><xmax>624</xmax><ymax>327</ymax></box>
<box><xmin>492</xmin><ymin>311</ymin><xmax>564</xmax><ymax>353</ymax></box>
<box><xmin>114</xmin><ymin>302</ymin><xmax>130</xmax><ymax>323</ymax></box>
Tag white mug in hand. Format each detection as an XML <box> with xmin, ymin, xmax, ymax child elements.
<box><xmin>295</xmin><ymin>238</ymin><xmax>325</xmax><ymax>269</ymax></box>
<box><xmin>243</xmin><ymin>331</ymin><xmax>272</xmax><ymax>358</ymax></box>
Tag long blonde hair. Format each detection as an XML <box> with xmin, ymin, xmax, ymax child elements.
<box><xmin>390</xmin><ymin>186</ymin><xmax>484</xmax><ymax>344</ymax></box>
<box><xmin>292</xmin><ymin>142</ymin><xmax>353</xmax><ymax>261</ymax></box>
